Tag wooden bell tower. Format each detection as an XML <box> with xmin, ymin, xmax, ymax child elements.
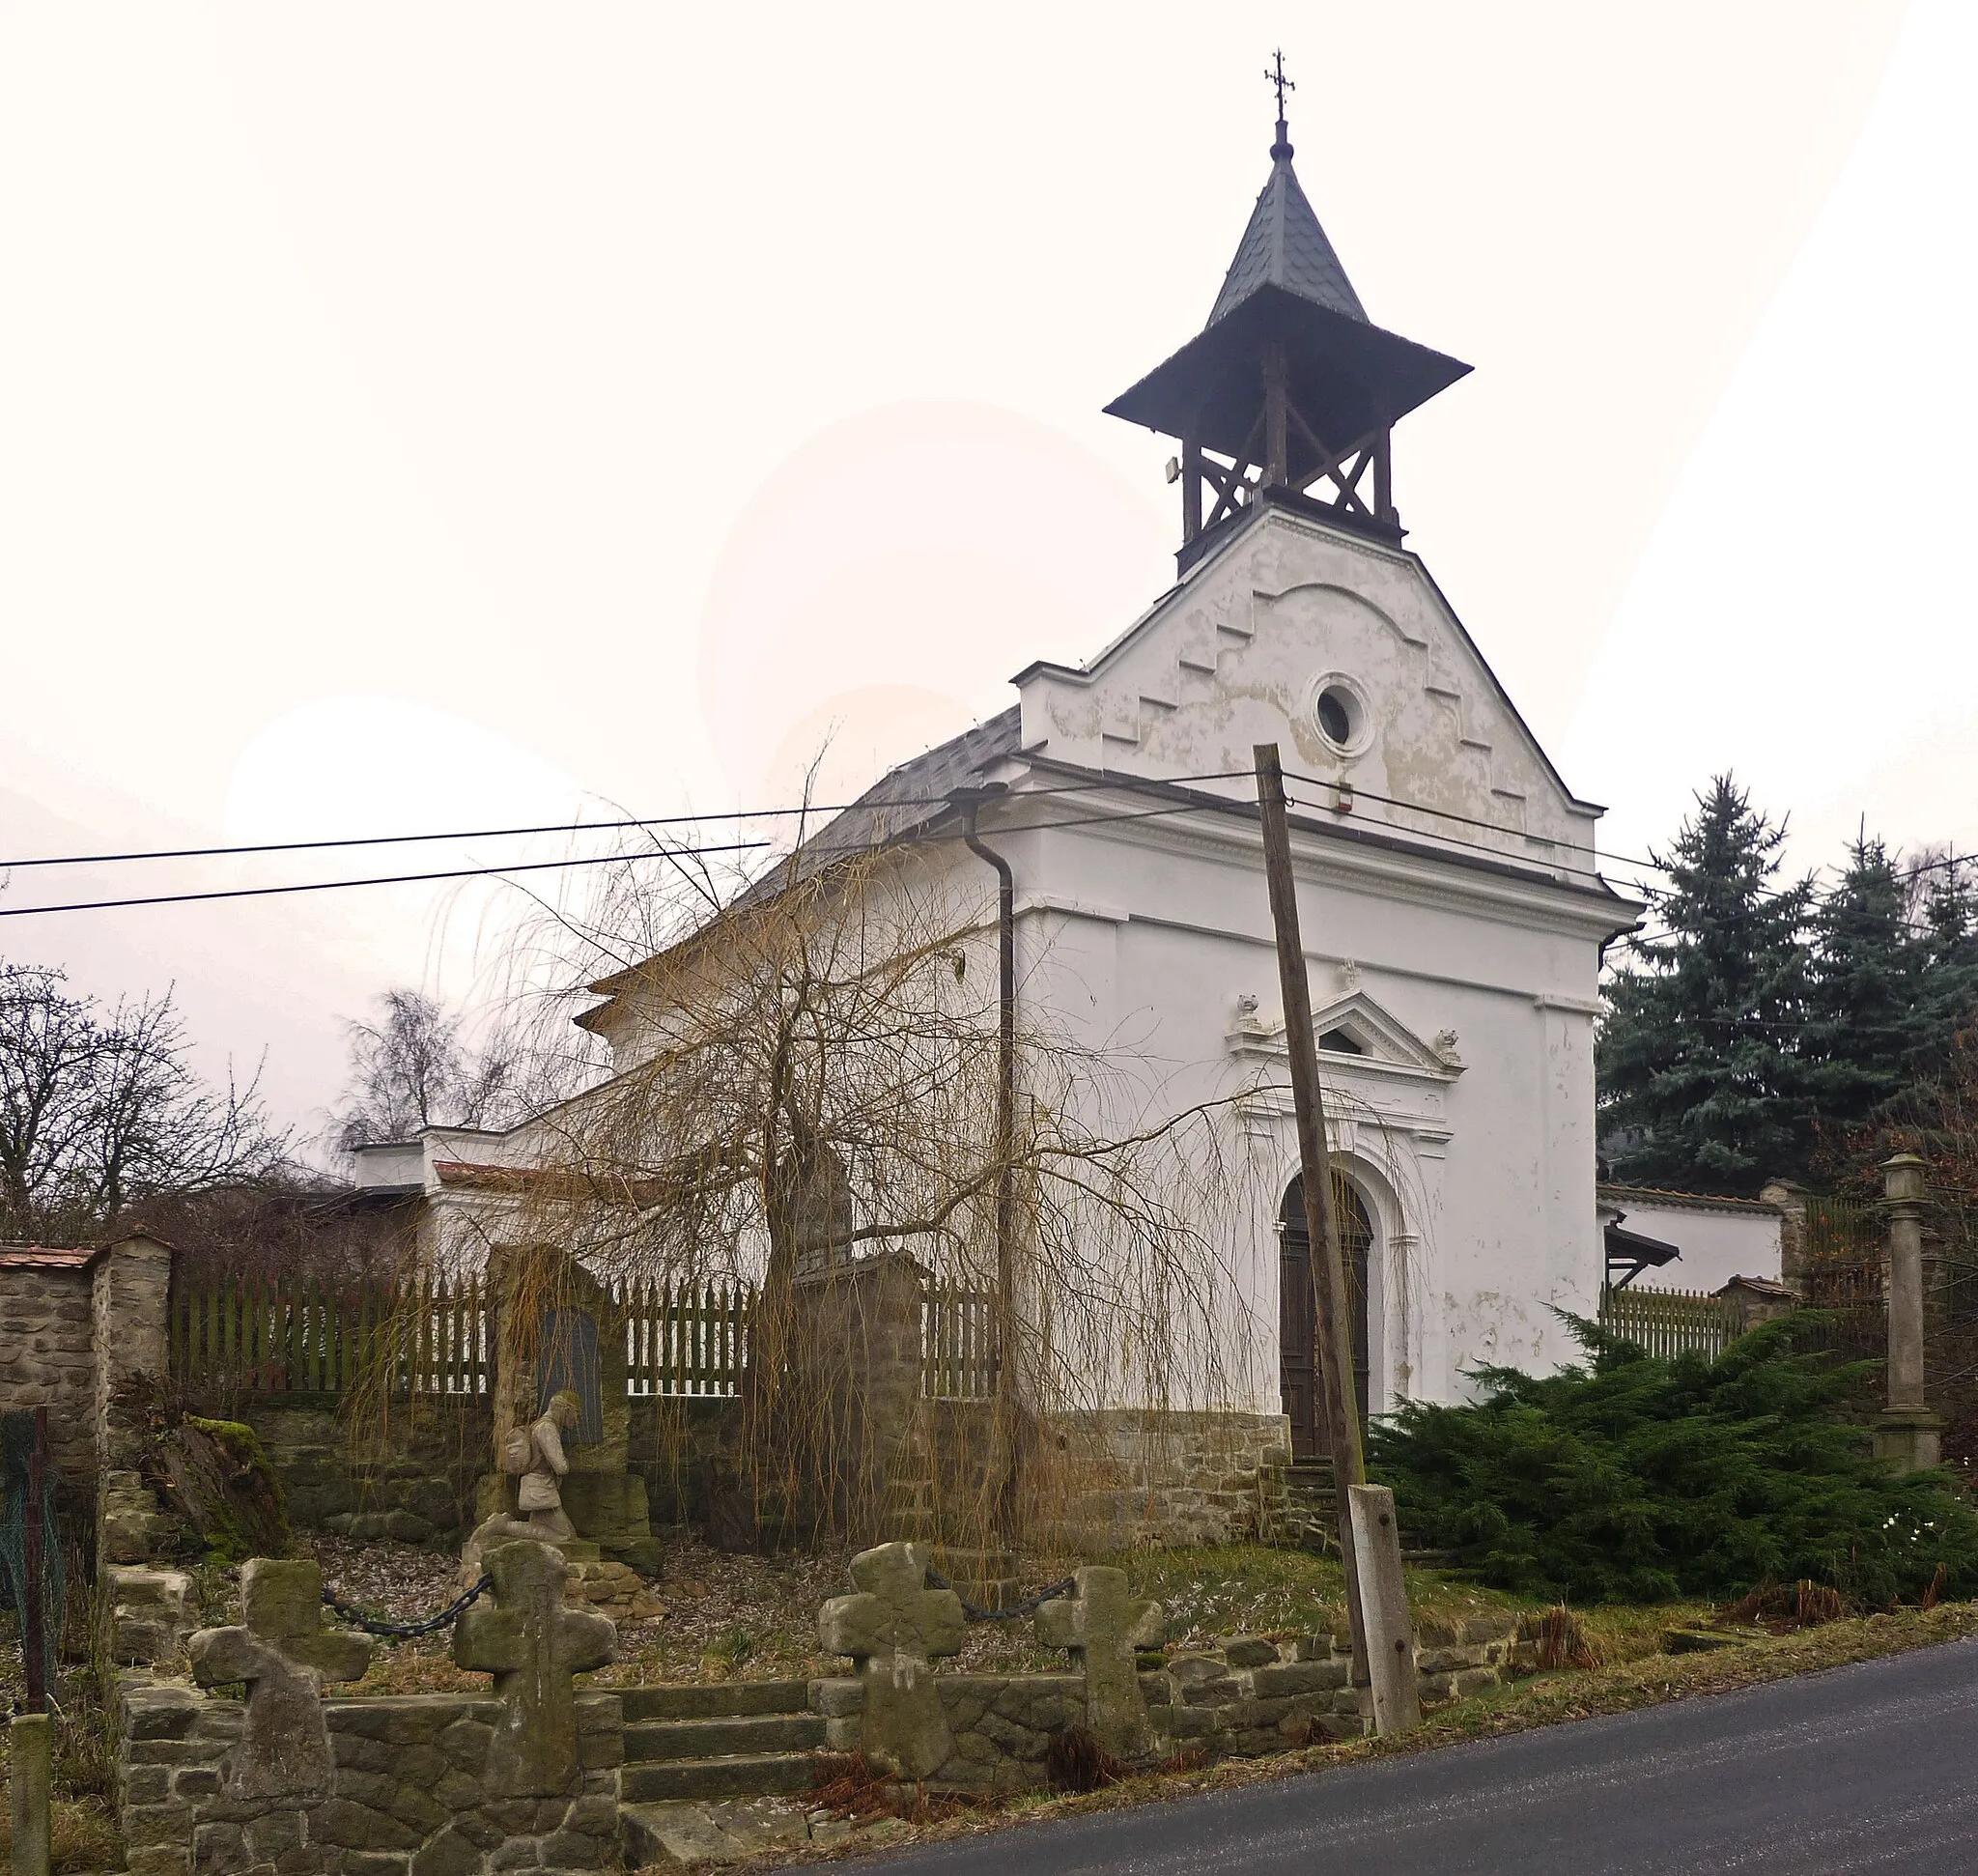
<box><xmin>1106</xmin><ymin>57</ymin><xmax>1471</xmax><ymax>571</ymax></box>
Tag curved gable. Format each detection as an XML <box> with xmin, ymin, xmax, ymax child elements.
<box><xmin>1015</xmin><ymin>504</ymin><xmax>1600</xmax><ymax>868</ymax></box>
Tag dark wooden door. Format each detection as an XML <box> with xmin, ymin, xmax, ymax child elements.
<box><xmin>1280</xmin><ymin>1173</ymin><xmax>1372</xmax><ymax>1461</ymax></box>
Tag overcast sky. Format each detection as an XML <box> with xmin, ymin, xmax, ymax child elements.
<box><xmin>1</xmin><ymin>1</ymin><xmax>1966</xmax><ymax>1134</ymax></box>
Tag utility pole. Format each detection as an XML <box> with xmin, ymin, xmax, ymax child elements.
<box><xmin>1253</xmin><ymin>744</ymin><xmax>1369</xmax><ymax>1684</ymax></box>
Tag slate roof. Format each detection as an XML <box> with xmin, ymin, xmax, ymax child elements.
<box><xmin>1208</xmin><ymin>152</ymin><xmax>1368</xmax><ymax>328</ymax></box>
<box><xmin>767</xmin><ymin>704</ymin><xmax>1020</xmax><ymax>878</ymax></box>
<box><xmin>583</xmin><ymin>708</ymin><xmax>1025</xmax><ymax>1000</ymax></box>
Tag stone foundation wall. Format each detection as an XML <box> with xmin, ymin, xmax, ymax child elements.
<box><xmin>114</xmin><ymin>1677</ymin><xmax>623</xmax><ymax>1876</ymax></box>
<box><xmin>1044</xmin><ymin>1409</ymin><xmax>1293</xmax><ymax>1550</ymax></box>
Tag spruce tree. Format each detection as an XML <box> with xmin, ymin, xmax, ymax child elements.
<box><xmin>1803</xmin><ymin>833</ymin><xmax>1925</xmax><ymax>1129</ymax></box>
<box><xmin>1597</xmin><ymin>776</ymin><xmax>1815</xmax><ymax>1193</ymax></box>
<box><xmin>1915</xmin><ymin>854</ymin><xmax>1978</xmax><ymax>1063</ymax></box>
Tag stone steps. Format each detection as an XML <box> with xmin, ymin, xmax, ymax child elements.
<box><xmin>618</xmin><ymin>1679</ymin><xmax>822</xmax><ymax>1809</ymax></box>
<box><xmin>621</xmin><ymin>1752</ymin><xmax>819</xmax><ymax>1804</ymax></box>
<box><xmin>621</xmin><ymin>1680</ymin><xmax>809</xmax><ymax>1722</ymax></box>
<box><xmin>1278</xmin><ymin>1461</ymin><xmax>1340</xmax><ymax>1552</ymax></box>
<box><xmin>627</xmin><ymin>1714</ymin><xmax>825</xmax><ymax>1761</ymax></box>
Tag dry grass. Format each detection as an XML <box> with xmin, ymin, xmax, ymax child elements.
<box><xmin>0</xmin><ymin>1590</ymin><xmax>124</xmax><ymax>1876</ymax></box>
<box><xmin>1116</xmin><ymin>1544</ymin><xmax>1527</xmax><ymax>1651</ymax></box>
<box><xmin>0</xmin><ymin>1793</ymin><xmax>122</xmax><ymax>1876</ymax></box>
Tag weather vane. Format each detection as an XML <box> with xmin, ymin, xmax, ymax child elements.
<box><xmin>1266</xmin><ymin>48</ymin><xmax>1294</xmax><ymax>124</ymax></box>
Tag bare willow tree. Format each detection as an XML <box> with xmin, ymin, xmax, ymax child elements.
<box><xmin>466</xmin><ymin>813</ymin><xmax>1255</xmax><ymax>1555</ymax></box>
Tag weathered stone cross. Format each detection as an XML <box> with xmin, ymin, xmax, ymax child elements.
<box><xmin>1035</xmin><ymin>1565</ymin><xmax>1165</xmax><ymax>1758</ymax></box>
<box><xmin>454</xmin><ymin>1538</ymin><xmax>617</xmax><ymax>1796</ymax></box>
<box><xmin>819</xmin><ymin>1541</ymin><xmax>965</xmax><ymax>1779</ymax></box>
<box><xmin>188</xmin><ymin>1558</ymin><xmax>373</xmax><ymax>1798</ymax></box>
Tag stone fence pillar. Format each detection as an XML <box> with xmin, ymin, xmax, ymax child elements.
<box><xmin>91</xmin><ymin>1233</ymin><xmax>197</xmax><ymax>1664</ymax></box>
<box><xmin>1874</xmin><ymin>1154</ymin><xmax>1942</xmax><ymax>1471</ymax></box>
<box><xmin>790</xmin><ymin>1253</ymin><xmax>929</xmax><ymax>1540</ymax></box>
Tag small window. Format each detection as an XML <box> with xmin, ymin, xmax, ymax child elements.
<box><xmin>1318</xmin><ymin>1027</ymin><xmax>1364</xmax><ymax>1055</ymax></box>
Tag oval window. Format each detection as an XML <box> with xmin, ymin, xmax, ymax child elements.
<box><xmin>1315</xmin><ymin>684</ymin><xmax>1359</xmax><ymax>749</ymax></box>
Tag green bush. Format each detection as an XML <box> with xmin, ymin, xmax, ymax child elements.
<box><xmin>1368</xmin><ymin>1316</ymin><xmax>1978</xmax><ymax>1606</ymax></box>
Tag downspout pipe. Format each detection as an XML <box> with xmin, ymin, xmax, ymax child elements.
<box><xmin>951</xmin><ymin>784</ymin><xmax>1017</xmax><ymax>1529</ymax></box>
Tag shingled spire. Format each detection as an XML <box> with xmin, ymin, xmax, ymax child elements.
<box><xmin>1105</xmin><ymin>65</ymin><xmax>1469</xmax><ymax>570</ymax></box>
<box><xmin>1207</xmin><ymin>122</ymin><xmax>1366</xmax><ymax>327</ymax></box>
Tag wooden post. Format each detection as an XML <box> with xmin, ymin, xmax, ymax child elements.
<box><xmin>1182</xmin><ymin>436</ymin><xmax>1202</xmax><ymax>543</ymax></box>
<box><xmin>9</xmin><ymin>1710</ymin><xmax>51</xmax><ymax>1876</ymax></box>
<box><xmin>1262</xmin><ymin>344</ymin><xmax>1289</xmax><ymax>488</ymax></box>
<box><xmin>21</xmin><ymin>1407</ymin><xmax>48</xmax><ymax>1715</ymax></box>
<box><xmin>1254</xmin><ymin>742</ymin><xmax>1369</xmax><ymax>1686</ymax></box>
<box><xmin>1346</xmin><ymin>1484</ymin><xmax>1421</xmax><ymax>1735</ymax></box>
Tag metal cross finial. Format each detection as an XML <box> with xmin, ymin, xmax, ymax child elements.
<box><xmin>1266</xmin><ymin>48</ymin><xmax>1294</xmax><ymax>124</ymax></box>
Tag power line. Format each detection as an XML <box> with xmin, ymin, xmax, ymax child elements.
<box><xmin>0</xmin><ymin>808</ymin><xmax>880</xmax><ymax>873</ymax></box>
<box><xmin>6</xmin><ymin>751</ymin><xmax>1969</xmax><ymax>925</ymax></box>
<box><xmin>1283</xmin><ymin>792</ymin><xmax>1620</xmax><ymax>889</ymax></box>
<box><xmin>0</xmin><ymin>841</ymin><xmax>774</xmax><ymax>920</ymax></box>
<box><xmin>0</xmin><ymin>769</ymin><xmax>1264</xmax><ymax>873</ymax></box>
<box><xmin>1282</xmin><ymin>766</ymin><xmax>1665</xmax><ymax>876</ymax></box>
<box><xmin>0</xmin><ymin>789</ymin><xmax>1254</xmax><ymax>921</ymax></box>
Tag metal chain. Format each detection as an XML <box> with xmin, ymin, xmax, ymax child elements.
<box><xmin>322</xmin><ymin>1574</ymin><xmax>493</xmax><ymax>1638</ymax></box>
<box><xmin>923</xmin><ymin>1564</ymin><xmax>1077</xmax><ymax>1624</ymax></box>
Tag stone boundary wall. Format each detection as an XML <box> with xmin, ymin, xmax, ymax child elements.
<box><xmin>626</xmin><ymin>1396</ymin><xmax>742</xmax><ymax>1530</ymax></box>
<box><xmin>813</xmin><ymin>1612</ymin><xmax>1519</xmax><ymax>1791</ymax></box>
<box><xmin>27</xmin><ymin>1225</ymin><xmax>1305</xmax><ymax>1558</ymax></box>
<box><xmin>0</xmin><ymin>1252</ymin><xmax>99</xmax><ymax>1514</ymax></box>
<box><xmin>114</xmin><ymin>1678</ymin><xmax>623</xmax><ymax>1876</ymax></box>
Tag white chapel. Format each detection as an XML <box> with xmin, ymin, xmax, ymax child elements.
<box><xmin>358</xmin><ymin>100</ymin><xmax>1642</xmax><ymax>1460</ymax></box>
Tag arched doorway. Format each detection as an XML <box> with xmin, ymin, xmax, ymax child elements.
<box><xmin>1279</xmin><ymin>1172</ymin><xmax>1373</xmax><ymax>1462</ymax></box>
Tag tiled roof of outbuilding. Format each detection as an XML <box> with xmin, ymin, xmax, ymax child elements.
<box><xmin>0</xmin><ymin>1243</ymin><xmax>102</xmax><ymax>1270</ymax></box>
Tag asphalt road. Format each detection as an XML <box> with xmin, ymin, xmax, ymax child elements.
<box><xmin>838</xmin><ymin>1639</ymin><xmax>1978</xmax><ymax>1875</ymax></box>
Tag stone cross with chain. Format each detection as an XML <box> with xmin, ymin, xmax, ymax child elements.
<box><xmin>453</xmin><ymin>1538</ymin><xmax>617</xmax><ymax>1795</ymax></box>
<box><xmin>1035</xmin><ymin>1565</ymin><xmax>1166</xmax><ymax>1758</ymax></box>
<box><xmin>818</xmin><ymin>1542</ymin><xmax>966</xmax><ymax>1780</ymax></box>
<box><xmin>188</xmin><ymin>1558</ymin><xmax>373</xmax><ymax>1798</ymax></box>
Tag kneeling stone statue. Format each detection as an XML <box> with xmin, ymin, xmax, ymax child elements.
<box><xmin>462</xmin><ymin>1388</ymin><xmax>580</xmax><ymax>1581</ymax></box>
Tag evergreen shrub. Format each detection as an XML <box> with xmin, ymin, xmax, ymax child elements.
<box><xmin>1368</xmin><ymin>1317</ymin><xmax>1978</xmax><ymax>1606</ymax></box>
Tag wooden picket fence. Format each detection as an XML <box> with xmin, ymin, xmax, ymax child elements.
<box><xmin>169</xmin><ymin>1272</ymin><xmax>491</xmax><ymax>1396</ymax></box>
<box><xmin>1597</xmin><ymin>1284</ymin><xmax>1742</xmax><ymax>1362</ymax></box>
<box><xmin>620</xmin><ymin>1279</ymin><xmax>752</xmax><ymax>1397</ymax></box>
<box><xmin>923</xmin><ymin>1284</ymin><xmax>998</xmax><ymax>1399</ymax></box>
<box><xmin>172</xmin><ymin>1268</ymin><xmax>992</xmax><ymax>1400</ymax></box>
